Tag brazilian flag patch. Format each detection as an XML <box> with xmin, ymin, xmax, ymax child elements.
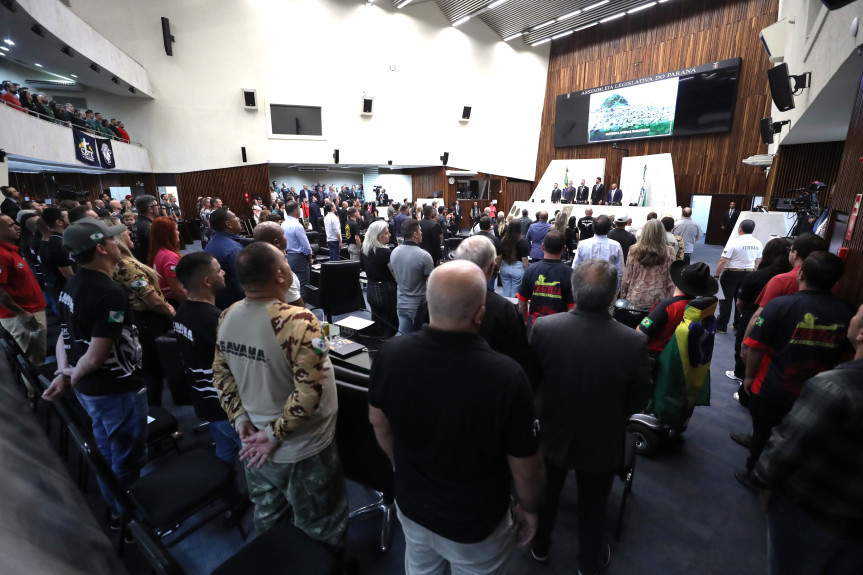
<box><xmin>311</xmin><ymin>337</ymin><xmax>328</xmax><ymax>356</ymax></box>
<box><xmin>640</xmin><ymin>317</ymin><xmax>653</xmax><ymax>329</ymax></box>
<box><xmin>131</xmin><ymin>278</ymin><xmax>147</xmax><ymax>289</ymax></box>
<box><xmin>755</xmin><ymin>316</ymin><xmax>764</xmax><ymax>327</ymax></box>
<box><xmin>108</xmin><ymin>310</ymin><xmax>125</xmax><ymax>323</ymax></box>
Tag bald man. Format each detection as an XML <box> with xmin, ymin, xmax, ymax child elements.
<box><xmin>369</xmin><ymin>261</ymin><xmax>545</xmax><ymax>574</ymax></box>
<box><xmin>251</xmin><ymin>221</ymin><xmax>305</xmax><ymax>308</ymax></box>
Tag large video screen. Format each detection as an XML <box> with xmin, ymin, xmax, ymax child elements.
<box><xmin>554</xmin><ymin>58</ymin><xmax>741</xmax><ymax>148</ymax></box>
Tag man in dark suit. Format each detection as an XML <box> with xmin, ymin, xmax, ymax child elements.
<box><xmin>550</xmin><ymin>183</ymin><xmax>562</xmax><ymax>204</ymax></box>
<box><xmin>607</xmin><ymin>183</ymin><xmax>623</xmax><ymax>205</ymax></box>
<box><xmin>451</xmin><ymin>201</ymin><xmax>462</xmax><ymax>229</ymax></box>
<box><xmin>590</xmin><ymin>177</ymin><xmax>606</xmax><ymax>205</ymax></box>
<box><xmin>575</xmin><ymin>179</ymin><xmax>589</xmax><ymax>204</ymax></box>
<box><xmin>721</xmin><ymin>201</ymin><xmax>740</xmax><ymax>243</ymax></box>
<box><xmin>528</xmin><ymin>259</ymin><xmax>650</xmax><ymax>572</ymax></box>
<box><xmin>564</xmin><ymin>184</ymin><xmax>576</xmax><ymax>204</ymax></box>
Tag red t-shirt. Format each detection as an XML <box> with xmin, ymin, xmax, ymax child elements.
<box><xmin>0</xmin><ymin>241</ymin><xmax>46</xmax><ymax>318</ymax></box>
<box><xmin>116</xmin><ymin>127</ymin><xmax>130</xmax><ymax>142</ymax></box>
<box><xmin>153</xmin><ymin>249</ymin><xmax>181</xmax><ymax>300</ymax></box>
<box><xmin>755</xmin><ymin>266</ymin><xmax>799</xmax><ymax>308</ymax></box>
<box><xmin>1</xmin><ymin>92</ymin><xmax>24</xmax><ymax>111</ymax></box>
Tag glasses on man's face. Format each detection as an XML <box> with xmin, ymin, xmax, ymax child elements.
<box><xmin>149</xmin><ymin>204</ymin><xmax>159</xmax><ymax>208</ymax></box>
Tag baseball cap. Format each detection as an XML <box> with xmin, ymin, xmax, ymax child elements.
<box><xmin>615</xmin><ymin>214</ymin><xmax>628</xmax><ymax>224</ymax></box>
<box><xmin>62</xmin><ymin>216</ymin><xmax>127</xmax><ymax>255</ymax></box>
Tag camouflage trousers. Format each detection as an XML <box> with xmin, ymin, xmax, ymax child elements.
<box><xmin>244</xmin><ymin>441</ymin><xmax>348</xmax><ymax>548</ymax></box>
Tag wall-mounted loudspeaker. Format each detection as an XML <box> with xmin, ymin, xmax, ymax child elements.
<box><xmin>361</xmin><ymin>97</ymin><xmax>374</xmax><ymax>116</ymax></box>
<box><xmin>440</xmin><ymin>152</ymin><xmax>449</xmax><ymax>165</ymax></box>
<box><xmin>242</xmin><ymin>89</ymin><xmax>257</xmax><ymax>110</ymax></box>
<box><xmin>759</xmin><ymin>117</ymin><xmax>790</xmax><ymax>145</ymax></box>
<box><xmin>460</xmin><ymin>106</ymin><xmax>472</xmax><ymax>122</ymax></box>
<box><xmin>333</xmin><ymin>149</ymin><xmax>340</xmax><ymax>164</ymax></box>
<box><xmin>766</xmin><ymin>64</ymin><xmax>810</xmax><ymax>112</ymax></box>
<box><xmin>161</xmin><ymin>17</ymin><xmax>175</xmax><ymax>56</ymax></box>
<box><xmin>241</xmin><ymin>147</ymin><xmax>247</xmax><ymax>163</ymax></box>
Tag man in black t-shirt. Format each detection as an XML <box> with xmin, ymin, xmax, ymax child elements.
<box><xmin>173</xmin><ymin>251</ymin><xmax>242</xmax><ymax>464</ymax></box>
<box><xmin>577</xmin><ymin>209</ymin><xmax>596</xmax><ymax>242</ymax></box>
<box><xmin>345</xmin><ymin>207</ymin><xmax>362</xmax><ymax>262</ymax></box>
<box><xmin>39</xmin><ymin>207</ymin><xmax>74</xmax><ymax>306</ymax></box>
<box><xmin>517</xmin><ymin>230</ymin><xmax>574</xmax><ymax>334</ymax></box>
<box><xmin>369</xmin><ymin>262</ymin><xmax>544</xmax><ymax>572</ymax></box>
<box><xmin>43</xmin><ymin>217</ymin><xmax>147</xmax><ymax>520</ymax></box>
<box><xmin>419</xmin><ymin>205</ymin><xmax>442</xmax><ymax>266</ymax></box>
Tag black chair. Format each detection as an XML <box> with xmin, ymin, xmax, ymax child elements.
<box><xmin>34</xmin><ymin>373</ymin><xmax>246</xmax><ymax>551</ymax></box>
<box><xmin>444</xmin><ymin>236</ymin><xmax>464</xmax><ymax>260</ymax></box>
<box><xmin>211</xmin><ymin>515</ymin><xmax>337</xmax><ymax>575</ymax></box>
<box><xmin>307</xmin><ymin>261</ymin><xmax>366</xmax><ymax>323</ymax></box>
<box><xmin>334</xmin><ymin>379</ymin><xmax>395</xmax><ymax>552</ymax></box>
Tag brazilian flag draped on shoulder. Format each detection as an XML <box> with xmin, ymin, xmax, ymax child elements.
<box><xmin>648</xmin><ymin>298</ymin><xmax>717</xmax><ymax>427</ymax></box>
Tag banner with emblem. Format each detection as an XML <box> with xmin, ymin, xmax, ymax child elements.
<box><xmin>97</xmin><ymin>137</ymin><xmax>116</xmax><ymax>169</ymax></box>
<box><xmin>72</xmin><ymin>128</ymin><xmax>101</xmax><ymax>167</ymax></box>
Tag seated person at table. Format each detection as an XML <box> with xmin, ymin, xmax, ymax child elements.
<box><xmin>637</xmin><ymin>261</ymin><xmax>718</xmax><ymax>358</ymax></box>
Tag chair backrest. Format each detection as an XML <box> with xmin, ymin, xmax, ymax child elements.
<box><xmin>155</xmin><ymin>334</ymin><xmax>193</xmax><ymax>406</ymax></box>
<box><xmin>334</xmin><ymin>380</ymin><xmax>393</xmax><ymax>496</ymax></box>
<box><xmin>444</xmin><ymin>237</ymin><xmax>464</xmax><ymax>250</ymax></box>
<box><xmin>319</xmin><ymin>261</ymin><xmax>365</xmax><ymax>321</ymax></box>
<box><xmin>127</xmin><ymin>520</ymin><xmax>187</xmax><ymax>575</ymax></box>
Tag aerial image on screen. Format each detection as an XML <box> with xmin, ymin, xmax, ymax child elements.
<box><xmin>587</xmin><ymin>78</ymin><xmax>680</xmax><ymax>143</ymax></box>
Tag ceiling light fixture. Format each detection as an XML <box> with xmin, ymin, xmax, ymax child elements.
<box><xmin>30</xmin><ymin>25</ymin><xmax>45</xmax><ymax>37</ymax></box>
<box><xmin>575</xmin><ymin>21</ymin><xmax>599</xmax><ymax>31</ymax></box>
<box><xmin>531</xmin><ymin>37</ymin><xmax>551</xmax><ymax>46</ymax></box>
<box><xmin>0</xmin><ymin>46</ymin><xmax>8</xmax><ymax>52</ymax></box>
<box><xmin>583</xmin><ymin>0</ymin><xmax>610</xmax><ymax>11</ymax></box>
<box><xmin>90</xmin><ymin>63</ymin><xmax>100</xmax><ymax>72</ymax></box>
<box><xmin>453</xmin><ymin>15</ymin><xmax>470</xmax><ymax>26</ymax></box>
<box><xmin>0</xmin><ymin>52</ymin><xmax>5</xmax><ymax>57</ymax></box>
<box><xmin>503</xmin><ymin>32</ymin><xmax>524</xmax><ymax>42</ymax></box>
<box><xmin>61</xmin><ymin>46</ymin><xmax>73</xmax><ymax>57</ymax></box>
<box><xmin>487</xmin><ymin>0</ymin><xmax>507</xmax><ymax>9</ymax></box>
<box><xmin>628</xmin><ymin>2</ymin><xmax>657</xmax><ymax>13</ymax></box>
<box><xmin>396</xmin><ymin>0</ymin><xmax>414</xmax><ymax>8</ymax></box>
<box><xmin>533</xmin><ymin>19</ymin><xmax>555</xmax><ymax>31</ymax></box>
<box><xmin>600</xmin><ymin>12</ymin><xmax>626</xmax><ymax>23</ymax></box>
<box><xmin>111</xmin><ymin>76</ymin><xmax>119</xmax><ymax>84</ymax></box>
<box><xmin>557</xmin><ymin>9</ymin><xmax>582</xmax><ymax>21</ymax></box>
<box><xmin>34</xmin><ymin>63</ymin><xmax>42</xmax><ymax>67</ymax></box>
<box><xmin>3</xmin><ymin>38</ymin><xmax>14</xmax><ymax>45</ymax></box>
<box><xmin>70</xmin><ymin>74</ymin><xmax>77</xmax><ymax>78</ymax></box>
<box><xmin>552</xmin><ymin>30</ymin><xmax>574</xmax><ymax>40</ymax></box>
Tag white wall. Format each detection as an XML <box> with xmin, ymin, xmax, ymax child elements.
<box><xmin>771</xmin><ymin>0</ymin><xmax>863</xmax><ymax>147</ymax></box>
<box><xmin>65</xmin><ymin>0</ymin><xmax>549</xmax><ymax>180</ymax></box>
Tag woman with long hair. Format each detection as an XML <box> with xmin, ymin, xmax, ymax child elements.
<box><xmin>495</xmin><ymin>213</ymin><xmax>507</xmax><ymax>239</ymax></box>
<box><xmin>499</xmin><ymin>222</ymin><xmax>530</xmax><ymax>297</ymax></box>
<box><xmin>620</xmin><ymin>218</ymin><xmax>675</xmax><ymax>309</ymax></box>
<box><xmin>361</xmin><ymin>220</ymin><xmax>399</xmax><ymax>337</ymax></box>
<box><xmin>147</xmin><ymin>216</ymin><xmax>186</xmax><ymax>307</ymax></box>
<box><xmin>729</xmin><ymin>237</ymin><xmax>794</xmax><ymax>387</ymax></box>
<box><xmin>104</xmin><ymin>216</ymin><xmax>174</xmax><ymax>406</ymax></box>
<box><xmin>552</xmin><ymin>210</ymin><xmax>569</xmax><ymax>260</ymax></box>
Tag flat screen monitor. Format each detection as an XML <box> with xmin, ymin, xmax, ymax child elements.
<box><xmin>554</xmin><ymin>58</ymin><xmax>741</xmax><ymax>147</ymax></box>
<box><xmin>269</xmin><ymin>104</ymin><xmax>323</xmax><ymax>136</ymax></box>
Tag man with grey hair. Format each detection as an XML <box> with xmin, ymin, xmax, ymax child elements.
<box><xmin>673</xmin><ymin>207</ymin><xmax>703</xmax><ymax>266</ymax></box>
<box><xmin>369</xmin><ymin>261</ymin><xmax>545</xmax><ymax>574</ymax></box>
<box><xmin>529</xmin><ymin>259</ymin><xmax>650</xmax><ymax>573</ymax></box>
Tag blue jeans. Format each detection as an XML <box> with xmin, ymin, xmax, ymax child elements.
<box><xmin>286</xmin><ymin>253</ymin><xmax>311</xmax><ymax>300</ymax></box>
<box><xmin>327</xmin><ymin>241</ymin><xmax>341</xmax><ymax>261</ymax></box>
<box><xmin>210</xmin><ymin>419</ymin><xmax>242</xmax><ymax>465</ymax></box>
<box><xmin>75</xmin><ymin>388</ymin><xmax>148</xmax><ymax>514</ymax></box>
<box><xmin>767</xmin><ymin>492</ymin><xmax>863</xmax><ymax>575</ymax></box>
<box><xmin>499</xmin><ymin>261</ymin><xmax>525</xmax><ymax>298</ymax></box>
<box><xmin>398</xmin><ymin>307</ymin><xmax>418</xmax><ymax>335</ymax></box>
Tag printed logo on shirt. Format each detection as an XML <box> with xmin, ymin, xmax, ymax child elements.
<box><xmin>640</xmin><ymin>317</ymin><xmax>653</xmax><ymax>329</ymax></box>
<box><xmin>108</xmin><ymin>310</ymin><xmax>125</xmax><ymax>323</ymax></box>
<box><xmin>311</xmin><ymin>337</ymin><xmax>328</xmax><ymax>356</ymax></box>
<box><xmin>532</xmin><ymin>274</ymin><xmax>562</xmax><ymax>299</ymax></box>
<box><xmin>218</xmin><ymin>340</ymin><xmax>268</xmax><ymax>364</ymax></box>
<box><xmin>788</xmin><ymin>313</ymin><xmax>847</xmax><ymax>348</ymax></box>
<box><xmin>131</xmin><ymin>278</ymin><xmax>147</xmax><ymax>289</ymax></box>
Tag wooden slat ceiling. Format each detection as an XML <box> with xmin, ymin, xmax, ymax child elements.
<box><xmin>392</xmin><ymin>0</ymin><xmax>697</xmax><ymax>45</ymax></box>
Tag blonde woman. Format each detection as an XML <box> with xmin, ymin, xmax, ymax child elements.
<box><xmin>620</xmin><ymin>218</ymin><xmax>675</xmax><ymax>309</ymax></box>
<box><xmin>103</xmin><ymin>216</ymin><xmax>174</xmax><ymax>405</ymax></box>
<box><xmin>361</xmin><ymin>220</ymin><xmax>398</xmax><ymax>337</ymax></box>
<box><xmin>495</xmin><ymin>213</ymin><xmax>507</xmax><ymax>239</ymax></box>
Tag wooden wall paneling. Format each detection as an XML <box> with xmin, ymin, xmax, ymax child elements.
<box><xmin>506</xmin><ymin>181</ymin><xmax>533</xmax><ymax>206</ymax></box>
<box><xmin>537</xmin><ymin>0</ymin><xmax>779</xmax><ymax>209</ymax></box>
<box><xmin>408</xmin><ymin>167</ymin><xmax>448</xmax><ymax>202</ymax></box>
<box><xmin>175</xmin><ymin>163</ymin><xmax>269</xmax><ymax>220</ymax></box>
<box><xmin>764</xmin><ymin>142</ymin><xmax>845</xmax><ymax>207</ymax></box>
<box><xmin>831</xmin><ymin>68</ymin><xmax>863</xmax><ymax>306</ymax></box>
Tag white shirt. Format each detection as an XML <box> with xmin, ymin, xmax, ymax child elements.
<box><xmin>721</xmin><ymin>233</ymin><xmax>763</xmax><ymax>269</ymax></box>
<box><xmin>324</xmin><ymin>212</ymin><xmax>341</xmax><ymax>243</ymax></box>
<box><xmin>573</xmin><ymin>235</ymin><xmax>624</xmax><ymax>290</ymax></box>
